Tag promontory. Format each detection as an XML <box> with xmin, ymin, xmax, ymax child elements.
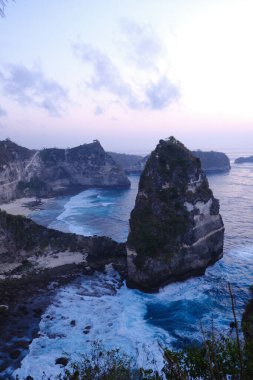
<box><xmin>0</xmin><ymin>139</ymin><xmax>130</xmax><ymax>203</ymax></box>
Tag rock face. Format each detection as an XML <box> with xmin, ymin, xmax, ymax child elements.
<box><xmin>235</xmin><ymin>156</ymin><xmax>253</xmax><ymax>164</ymax></box>
<box><xmin>192</xmin><ymin>150</ymin><xmax>231</xmax><ymax>173</ymax></box>
<box><xmin>107</xmin><ymin>152</ymin><xmax>149</xmax><ymax>174</ymax></box>
<box><xmin>0</xmin><ymin>209</ymin><xmax>126</xmax><ymax>279</ymax></box>
<box><xmin>110</xmin><ymin>150</ymin><xmax>230</xmax><ymax>175</ymax></box>
<box><xmin>127</xmin><ymin>137</ymin><xmax>224</xmax><ymax>291</ymax></box>
<box><xmin>0</xmin><ymin>139</ymin><xmax>130</xmax><ymax>203</ymax></box>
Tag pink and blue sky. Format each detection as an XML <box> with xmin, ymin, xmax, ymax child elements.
<box><xmin>0</xmin><ymin>0</ymin><xmax>252</xmax><ymax>153</ymax></box>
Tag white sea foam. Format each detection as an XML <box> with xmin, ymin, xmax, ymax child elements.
<box><xmin>48</xmin><ymin>190</ymin><xmax>115</xmax><ymax>236</ymax></box>
<box><xmin>13</xmin><ymin>244</ymin><xmax>253</xmax><ymax>379</ymax></box>
<box><xmin>13</xmin><ymin>266</ymin><xmax>170</xmax><ymax>379</ymax></box>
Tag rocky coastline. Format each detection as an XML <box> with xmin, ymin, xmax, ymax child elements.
<box><xmin>0</xmin><ymin>139</ymin><xmax>130</xmax><ymax>204</ymax></box>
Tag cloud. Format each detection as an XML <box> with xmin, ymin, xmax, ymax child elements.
<box><xmin>0</xmin><ymin>106</ymin><xmax>7</xmax><ymax>116</ymax></box>
<box><xmin>73</xmin><ymin>43</ymin><xmax>138</xmax><ymax>107</ymax></box>
<box><xmin>0</xmin><ymin>64</ymin><xmax>68</xmax><ymax>116</ymax></box>
<box><xmin>120</xmin><ymin>19</ymin><xmax>163</xmax><ymax>68</ymax></box>
<box><xmin>145</xmin><ymin>77</ymin><xmax>179</xmax><ymax>109</ymax></box>
<box><xmin>95</xmin><ymin>106</ymin><xmax>103</xmax><ymax>115</ymax></box>
<box><xmin>73</xmin><ymin>42</ymin><xmax>179</xmax><ymax>111</ymax></box>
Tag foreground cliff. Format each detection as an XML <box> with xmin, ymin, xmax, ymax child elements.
<box><xmin>127</xmin><ymin>137</ymin><xmax>224</xmax><ymax>291</ymax></box>
<box><xmin>0</xmin><ymin>209</ymin><xmax>126</xmax><ymax>281</ymax></box>
<box><xmin>0</xmin><ymin>139</ymin><xmax>130</xmax><ymax>203</ymax></box>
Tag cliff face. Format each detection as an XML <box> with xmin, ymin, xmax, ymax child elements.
<box><xmin>110</xmin><ymin>150</ymin><xmax>231</xmax><ymax>175</ymax></box>
<box><xmin>192</xmin><ymin>151</ymin><xmax>231</xmax><ymax>173</ymax></box>
<box><xmin>127</xmin><ymin>137</ymin><xmax>224</xmax><ymax>291</ymax></box>
<box><xmin>0</xmin><ymin>139</ymin><xmax>130</xmax><ymax>203</ymax></box>
<box><xmin>0</xmin><ymin>209</ymin><xmax>126</xmax><ymax>279</ymax></box>
<box><xmin>108</xmin><ymin>152</ymin><xmax>149</xmax><ymax>174</ymax></box>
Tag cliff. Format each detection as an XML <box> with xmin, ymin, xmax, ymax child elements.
<box><xmin>110</xmin><ymin>149</ymin><xmax>231</xmax><ymax>175</ymax></box>
<box><xmin>107</xmin><ymin>152</ymin><xmax>149</xmax><ymax>174</ymax></box>
<box><xmin>235</xmin><ymin>156</ymin><xmax>253</xmax><ymax>164</ymax></box>
<box><xmin>0</xmin><ymin>139</ymin><xmax>130</xmax><ymax>203</ymax></box>
<box><xmin>127</xmin><ymin>137</ymin><xmax>224</xmax><ymax>291</ymax></box>
<box><xmin>192</xmin><ymin>150</ymin><xmax>231</xmax><ymax>173</ymax></box>
<box><xmin>0</xmin><ymin>209</ymin><xmax>126</xmax><ymax>280</ymax></box>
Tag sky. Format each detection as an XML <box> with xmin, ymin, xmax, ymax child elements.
<box><xmin>0</xmin><ymin>0</ymin><xmax>253</xmax><ymax>154</ymax></box>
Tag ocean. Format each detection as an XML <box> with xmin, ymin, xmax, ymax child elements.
<box><xmin>13</xmin><ymin>153</ymin><xmax>253</xmax><ymax>379</ymax></box>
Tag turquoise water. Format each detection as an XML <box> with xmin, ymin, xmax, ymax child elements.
<box><xmin>14</xmin><ymin>159</ymin><xmax>253</xmax><ymax>379</ymax></box>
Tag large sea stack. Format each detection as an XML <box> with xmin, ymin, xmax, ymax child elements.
<box><xmin>127</xmin><ymin>137</ymin><xmax>224</xmax><ymax>291</ymax></box>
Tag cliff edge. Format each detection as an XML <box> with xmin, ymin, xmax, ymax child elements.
<box><xmin>127</xmin><ymin>137</ymin><xmax>224</xmax><ymax>291</ymax></box>
<box><xmin>0</xmin><ymin>139</ymin><xmax>130</xmax><ymax>203</ymax></box>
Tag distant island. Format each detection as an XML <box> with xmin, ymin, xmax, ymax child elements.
<box><xmin>234</xmin><ymin>155</ymin><xmax>253</xmax><ymax>164</ymax></box>
<box><xmin>191</xmin><ymin>150</ymin><xmax>231</xmax><ymax>173</ymax></box>
<box><xmin>109</xmin><ymin>150</ymin><xmax>231</xmax><ymax>174</ymax></box>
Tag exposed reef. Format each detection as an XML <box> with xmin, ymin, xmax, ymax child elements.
<box><xmin>0</xmin><ymin>139</ymin><xmax>130</xmax><ymax>203</ymax></box>
<box><xmin>127</xmin><ymin>137</ymin><xmax>224</xmax><ymax>291</ymax></box>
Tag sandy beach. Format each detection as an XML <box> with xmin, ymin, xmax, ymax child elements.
<box><xmin>0</xmin><ymin>197</ymin><xmax>53</xmax><ymax>217</ymax></box>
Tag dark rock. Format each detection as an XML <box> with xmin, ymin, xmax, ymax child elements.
<box><xmin>83</xmin><ymin>325</ymin><xmax>91</xmax><ymax>334</ymax></box>
<box><xmin>127</xmin><ymin>137</ymin><xmax>224</xmax><ymax>291</ymax></box>
<box><xmin>16</xmin><ymin>340</ymin><xmax>30</xmax><ymax>349</ymax></box>
<box><xmin>55</xmin><ymin>357</ymin><xmax>69</xmax><ymax>366</ymax></box>
<box><xmin>26</xmin><ymin>376</ymin><xmax>34</xmax><ymax>380</ymax></box>
<box><xmin>0</xmin><ymin>361</ymin><xmax>8</xmax><ymax>372</ymax></box>
<box><xmin>107</xmin><ymin>152</ymin><xmax>148</xmax><ymax>174</ymax></box>
<box><xmin>70</xmin><ymin>320</ymin><xmax>76</xmax><ymax>326</ymax></box>
<box><xmin>235</xmin><ymin>155</ymin><xmax>253</xmax><ymax>164</ymax></box>
<box><xmin>9</xmin><ymin>349</ymin><xmax>21</xmax><ymax>359</ymax></box>
<box><xmin>33</xmin><ymin>307</ymin><xmax>42</xmax><ymax>318</ymax></box>
<box><xmin>0</xmin><ymin>305</ymin><xmax>8</xmax><ymax>315</ymax></box>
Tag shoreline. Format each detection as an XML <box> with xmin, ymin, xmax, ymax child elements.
<box><xmin>0</xmin><ymin>197</ymin><xmax>54</xmax><ymax>217</ymax></box>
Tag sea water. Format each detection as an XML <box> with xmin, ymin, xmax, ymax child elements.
<box><xmin>13</xmin><ymin>155</ymin><xmax>253</xmax><ymax>379</ymax></box>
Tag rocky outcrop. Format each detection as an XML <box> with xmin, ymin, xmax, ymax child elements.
<box><xmin>107</xmin><ymin>152</ymin><xmax>149</xmax><ymax>174</ymax></box>
<box><xmin>192</xmin><ymin>150</ymin><xmax>231</xmax><ymax>173</ymax></box>
<box><xmin>127</xmin><ymin>137</ymin><xmax>224</xmax><ymax>291</ymax></box>
<box><xmin>235</xmin><ymin>156</ymin><xmax>253</xmax><ymax>164</ymax></box>
<box><xmin>110</xmin><ymin>149</ymin><xmax>231</xmax><ymax>175</ymax></box>
<box><xmin>0</xmin><ymin>209</ymin><xmax>126</xmax><ymax>280</ymax></box>
<box><xmin>0</xmin><ymin>139</ymin><xmax>130</xmax><ymax>203</ymax></box>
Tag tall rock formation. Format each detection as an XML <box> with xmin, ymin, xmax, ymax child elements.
<box><xmin>127</xmin><ymin>137</ymin><xmax>224</xmax><ymax>291</ymax></box>
<box><xmin>0</xmin><ymin>139</ymin><xmax>130</xmax><ymax>203</ymax></box>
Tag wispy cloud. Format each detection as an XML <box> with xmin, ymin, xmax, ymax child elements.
<box><xmin>0</xmin><ymin>106</ymin><xmax>7</xmax><ymax>116</ymax></box>
<box><xmin>0</xmin><ymin>64</ymin><xmax>68</xmax><ymax>116</ymax></box>
<box><xmin>95</xmin><ymin>106</ymin><xmax>103</xmax><ymax>115</ymax></box>
<box><xmin>73</xmin><ymin>26</ymin><xmax>179</xmax><ymax>111</ymax></box>
<box><xmin>120</xmin><ymin>19</ymin><xmax>162</xmax><ymax>68</ymax></box>
<box><xmin>73</xmin><ymin>43</ymin><xmax>138</xmax><ymax>107</ymax></box>
<box><xmin>145</xmin><ymin>77</ymin><xmax>179</xmax><ymax>109</ymax></box>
